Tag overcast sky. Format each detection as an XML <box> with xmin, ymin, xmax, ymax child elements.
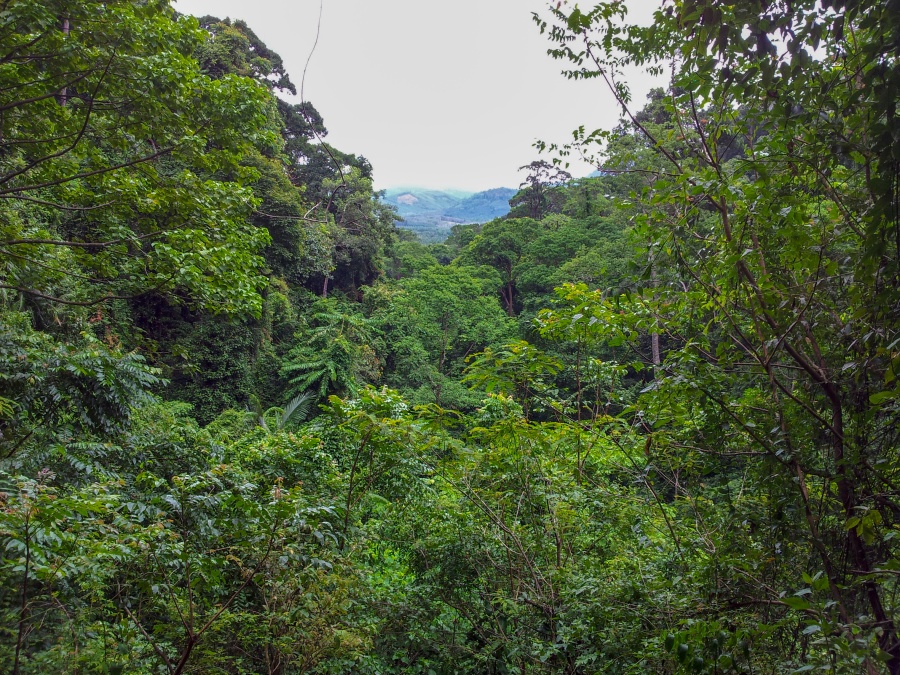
<box><xmin>174</xmin><ymin>0</ymin><xmax>662</xmax><ymax>192</ymax></box>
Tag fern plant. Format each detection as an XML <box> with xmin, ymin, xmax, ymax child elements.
<box><xmin>280</xmin><ymin>298</ymin><xmax>379</xmax><ymax>400</ymax></box>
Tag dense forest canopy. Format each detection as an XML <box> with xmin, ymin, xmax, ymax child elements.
<box><xmin>1</xmin><ymin>0</ymin><xmax>899</xmax><ymax>673</ymax></box>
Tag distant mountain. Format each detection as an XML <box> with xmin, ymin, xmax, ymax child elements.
<box><xmin>383</xmin><ymin>188</ymin><xmax>473</xmax><ymax>219</ymax></box>
<box><xmin>382</xmin><ymin>187</ymin><xmax>517</xmax><ymax>242</ymax></box>
<box><xmin>445</xmin><ymin>188</ymin><xmax>517</xmax><ymax>222</ymax></box>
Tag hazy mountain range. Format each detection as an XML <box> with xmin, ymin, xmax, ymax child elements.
<box><xmin>382</xmin><ymin>187</ymin><xmax>517</xmax><ymax>241</ymax></box>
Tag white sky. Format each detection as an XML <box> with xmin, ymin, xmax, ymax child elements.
<box><xmin>175</xmin><ymin>0</ymin><xmax>663</xmax><ymax>192</ymax></box>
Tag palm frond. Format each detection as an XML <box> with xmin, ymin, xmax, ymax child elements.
<box><xmin>280</xmin><ymin>391</ymin><xmax>314</xmax><ymax>428</ymax></box>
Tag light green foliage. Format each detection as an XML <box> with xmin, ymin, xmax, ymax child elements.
<box><xmin>384</xmin><ymin>235</ymin><xmax>441</xmax><ymax>279</ymax></box>
<box><xmin>195</xmin><ymin>16</ymin><xmax>295</xmax><ymax>93</ymax></box>
<box><xmin>0</xmin><ymin>409</ymin><xmax>368</xmax><ymax>675</ymax></box>
<box><xmin>368</xmin><ymin>263</ymin><xmax>514</xmax><ymax>409</ymax></box>
<box><xmin>463</xmin><ymin>340</ymin><xmax>562</xmax><ymax>417</ymax></box>
<box><xmin>458</xmin><ymin>197</ymin><xmax>633</xmax><ymax>323</ymax></box>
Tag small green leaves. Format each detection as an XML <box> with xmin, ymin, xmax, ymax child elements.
<box><xmin>567</xmin><ymin>7</ymin><xmax>585</xmax><ymax>31</ymax></box>
<box><xmin>846</xmin><ymin>509</ymin><xmax>883</xmax><ymax>544</ymax></box>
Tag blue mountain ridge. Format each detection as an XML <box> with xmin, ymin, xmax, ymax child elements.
<box><xmin>381</xmin><ymin>187</ymin><xmax>517</xmax><ymax>242</ymax></box>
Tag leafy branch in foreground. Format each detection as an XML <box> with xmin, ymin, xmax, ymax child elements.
<box><xmin>535</xmin><ymin>0</ymin><xmax>900</xmax><ymax>671</ymax></box>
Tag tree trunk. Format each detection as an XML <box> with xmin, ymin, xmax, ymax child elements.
<box><xmin>12</xmin><ymin>515</ymin><xmax>30</xmax><ymax>675</ymax></box>
<box><xmin>826</xmin><ymin>389</ymin><xmax>900</xmax><ymax>673</ymax></box>
<box><xmin>503</xmin><ymin>282</ymin><xmax>515</xmax><ymax>317</ymax></box>
<box><xmin>58</xmin><ymin>19</ymin><xmax>70</xmax><ymax>106</ymax></box>
<box><xmin>650</xmin><ymin>254</ymin><xmax>661</xmax><ymax>370</ymax></box>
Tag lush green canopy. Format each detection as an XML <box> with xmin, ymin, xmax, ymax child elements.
<box><xmin>2</xmin><ymin>0</ymin><xmax>900</xmax><ymax>673</ymax></box>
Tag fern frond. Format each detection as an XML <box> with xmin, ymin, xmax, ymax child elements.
<box><xmin>0</xmin><ymin>396</ymin><xmax>15</xmax><ymax>419</ymax></box>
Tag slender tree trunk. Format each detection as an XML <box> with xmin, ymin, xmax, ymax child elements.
<box><xmin>172</xmin><ymin>637</ymin><xmax>196</xmax><ymax>675</ymax></box>
<box><xmin>826</xmin><ymin>390</ymin><xmax>900</xmax><ymax>673</ymax></box>
<box><xmin>12</xmin><ymin>514</ymin><xmax>30</xmax><ymax>675</ymax></box>
<box><xmin>435</xmin><ymin>317</ymin><xmax>449</xmax><ymax>407</ymax></box>
<box><xmin>503</xmin><ymin>282</ymin><xmax>515</xmax><ymax>317</ymax></box>
<box><xmin>58</xmin><ymin>19</ymin><xmax>70</xmax><ymax>106</ymax></box>
<box><xmin>650</xmin><ymin>254</ymin><xmax>661</xmax><ymax>370</ymax></box>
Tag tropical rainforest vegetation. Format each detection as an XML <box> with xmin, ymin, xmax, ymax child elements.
<box><xmin>1</xmin><ymin>0</ymin><xmax>899</xmax><ymax>673</ymax></box>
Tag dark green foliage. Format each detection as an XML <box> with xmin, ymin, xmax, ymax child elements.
<box><xmin>242</xmin><ymin>151</ymin><xmax>311</xmax><ymax>280</ymax></box>
<box><xmin>442</xmin><ymin>221</ymin><xmax>483</xmax><ymax>254</ymax></box>
<box><xmin>509</xmin><ymin>159</ymin><xmax>572</xmax><ymax>219</ymax></box>
<box><xmin>0</xmin><ymin>309</ymin><xmax>160</xmax><ymax>455</ymax></box>
<box><xmin>384</xmin><ymin>236</ymin><xmax>441</xmax><ymax>279</ymax></box>
<box><xmin>195</xmin><ymin>16</ymin><xmax>296</xmax><ymax>93</ymax></box>
<box><xmin>161</xmin><ymin>315</ymin><xmax>259</xmax><ymax>425</ymax></box>
<box><xmin>457</xmin><ymin>202</ymin><xmax>632</xmax><ymax>321</ymax></box>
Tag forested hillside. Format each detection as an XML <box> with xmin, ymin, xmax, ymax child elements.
<box><xmin>1</xmin><ymin>1</ymin><xmax>900</xmax><ymax>674</ymax></box>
